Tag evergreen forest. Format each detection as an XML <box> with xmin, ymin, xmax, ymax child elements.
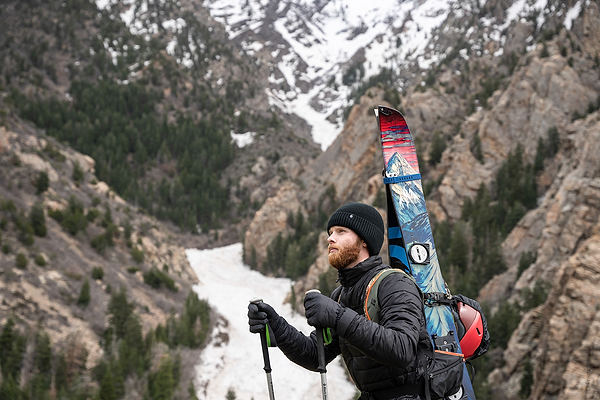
<box><xmin>0</xmin><ymin>289</ymin><xmax>209</xmax><ymax>400</ymax></box>
<box><xmin>9</xmin><ymin>81</ymin><xmax>234</xmax><ymax>231</ymax></box>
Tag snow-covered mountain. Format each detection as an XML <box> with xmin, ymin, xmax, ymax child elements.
<box><xmin>94</xmin><ymin>0</ymin><xmax>588</xmax><ymax>150</ymax></box>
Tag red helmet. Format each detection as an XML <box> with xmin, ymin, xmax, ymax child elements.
<box><xmin>457</xmin><ymin>301</ymin><xmax>484</xmax><ymax>360</ymax></box>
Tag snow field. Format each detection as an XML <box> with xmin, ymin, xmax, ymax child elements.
<box><xmin>186</xmin><ymin>243</ymin><xmax>356</xmax><ymax>400</ymax></box>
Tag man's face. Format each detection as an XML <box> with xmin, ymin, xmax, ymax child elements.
<box><xmin>327</xmin><ymin>226</ymin><xmax>366</xmax><ymax>270</ymax></box>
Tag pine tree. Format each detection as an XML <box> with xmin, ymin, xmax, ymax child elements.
<box><xmin>0</xmin><ymin>376</ymin><xmax>22</xmax><ymax>399</ymax></box>
<box><xmin>72</xmin><ymin>161</ymin><xmax>84</xmax><ymax>184</ymax></box>
<box><xmin>111</xmin><ymin>359</ymin><xmax>126</xmax><ymax>398</ymax></box>
<box><xmin>15</xmin><ymin>253</ymin><xmax>27</xmax><ymax>269</ymax></box>
<box><xmin>519</xmin><ymin>358</ymin><xmax>534</xmax><ymax>398</ymax></box>
<box><xmin>92</xmin><ymin>266</ymin><xmax>105</xmax><ymax>280</ymax></box>
<box><xmin>283</xmin><ymin>242</ymin><xmax>299</xmax><ymax>278</ymax></box>
<box><xmin>546</xmin><ymin>126</ymin><xmax>560</xmax><ymax>157</ymax></box>
<box><xmin>54</xmin><ymin>353</ymin><xmax>68</xmax><ymax>394</ymax></box>
<box><xmin>99</xmin><ymin>368</ymin><xmax>117</xmax><ymax>400</ymax></box>
<box><xmin>101</xmin><ymin>204</ymin><xmax>113</xmax><ymax>228</ymax></box>
<box><xmin>108</xmin><ymin>287</ymin><xmax>134</xmax><ymax>339</ymax></box>
<box><xmin>77</xmin><ymin>278</ymin><xmax>91</xmax><ymax>307</ymax></box>
<box><xmin>29</xmin><ymin>203</ymin><xmax>47</xmax><ymax>237</ymax></box>
<box><xmin>0</xmin><ymin>318</ymin><xmax>16</xmax><ymax>375</ymax></box>
<box><xmin>447</xmin><ymin>222</ymin><xmax>468</xmax><ymax>272</ymax></box>
<box><xmin>248</xmin><ymin>246</ymin><xmax>257</xmax><ymax>269</ymax></box>
<box><xmin>428</xmin><ymin>131</ymin><xmax>447</xmax><ymax>165</ymax></box>
<box><xmin>489</xmin><ymin>300</ymin><xmax>521</xmax><ymax>350</ymax></box>
<box><xmin>36</xmin><ymin>171</ymin><xmax>49</xmax><ymax>195</ymax></box>
<box><xmin>35</xmin><ymin>332</ymin><xmax>52</xmax><ymax>379</ymax></box>
<box><xmin>118</xmin><ymin>315</ymin><xmax>144</xmax><ymax>376</ymax></box>
<box><xmin>226</xmin><ymin>387</ymin><xmax>237</xmax><ymax>400</ymax></box>
<box><xmin>534</xmin><ymin>137</ymin><xmax>546</xmax><ymax>173</ymax></box>
<box><xmin>0</xmin><ymin>319</ymin><xmax>26</xmax><ymax>380</ymax></box>
<box><xmin>151</xmin><ymin>356</ymin><xmax>175</xmax><ymax>400</ymax></box>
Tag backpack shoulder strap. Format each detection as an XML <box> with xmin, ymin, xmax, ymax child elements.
<box><xmin>364</xmin><ymin>268</ymin><xmax>423</xmax><ymax>323</ymax></box>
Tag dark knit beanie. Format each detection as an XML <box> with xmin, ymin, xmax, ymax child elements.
<box><xmin>327</xmin><ymin>202</ymin><xmax>384</xmax><ymax>256</ymax></box>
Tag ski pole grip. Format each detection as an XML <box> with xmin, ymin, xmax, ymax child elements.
<box><xmin>250</xmin><ymin>298</ymin><xmax>272</xmax><ymax>373</ymax></box>
<box><xmin>305</xmin><ymin>290</ymin><xmax>327</xmax><ymax>373</ymax></box>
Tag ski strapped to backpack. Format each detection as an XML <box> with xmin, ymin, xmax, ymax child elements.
<box><xmin>422</xmin><ymin>291</ymin><xmax>490</xmax><ymax>361</ymax></box>
<box><xmin>364</xmin><ymin>268</ymin><xmax>489</xmax><ymax>361</ymax></box>
<box><xmin>363</xmin><ymin>268</ymin><xmax>490</xmax><ymax>400</ymax></box>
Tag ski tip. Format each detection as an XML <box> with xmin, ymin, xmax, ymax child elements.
<box><xmin>378</xmin><ymin>105</ymin><xmax>402</xmax><ymax>117</ymax></box>
<box><xmin>378</xmin><ymin>106</ymin><xmax>392</xmax><ymax>116</ymax></box>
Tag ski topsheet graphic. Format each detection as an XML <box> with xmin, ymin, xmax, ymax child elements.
<box><xmin>376</xmin><ymin>105</ymin><xmax>476</xmax><ymax>400</ymax></box>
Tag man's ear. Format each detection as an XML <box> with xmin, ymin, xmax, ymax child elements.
<box><xmin>362</xmin><ymin>241</ymin><xmax>367</xmax><ymax>248</ymax></box>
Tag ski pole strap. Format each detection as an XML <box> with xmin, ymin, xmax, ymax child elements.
<box><xmin>265</xmin><ymin>324</ymin><xmax>277</xmax><ymax>347</ymax></box>
<box><xmin>323</xmin><ymin>328</ymin><xmax>333</xmax><ymax>345</ymax></box>
<box><xmin>383</xmin><ymin>173</ymin><xmax>421</xmax><ymax>184</ymax></box>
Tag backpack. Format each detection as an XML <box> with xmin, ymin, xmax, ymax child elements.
<box><xmin>364</xmin><ymin>268</ymin><xmax>489</xmax><ymax>361</ymax></box>
<box><xmin>363</xmin><ymin>268</ymin><xmax>490</xmax><ymax>400</ymax></box>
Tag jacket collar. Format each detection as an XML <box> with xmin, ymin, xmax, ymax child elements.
<box><xmin>337</xmin><ymin>255</ymin><xmax>382</xmax><ymax>287</ymax></box>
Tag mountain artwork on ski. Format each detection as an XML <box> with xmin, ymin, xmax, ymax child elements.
<box><xmin>375</xmin><ymin>105</ymin><xmax>477</xmax><ymax>400</ymax></box>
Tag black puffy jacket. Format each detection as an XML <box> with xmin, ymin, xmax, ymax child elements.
<box><xmin>269</xmin><ymin>256</ymin><xmax>431</xmax><ymax>399</ymax></box>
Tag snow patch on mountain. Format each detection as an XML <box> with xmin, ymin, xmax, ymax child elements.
<box><xmin>203</xmin><ymin>0</ymin><xmax>461</xmax><ymax>150</ymax></box>
<box><xmin>230</xmin><ymin>131</ymin><xmax>257</xmax><ymax>148</ymax></box>
<box><xmin>564</xmin><ymin>0</ymin><xmax>585</xmax><ymax>30</ymax></box>
<box><xmin>95</xmin><ymin>0</ymin><xmax>586</xmax><ymax>149</ymax></box>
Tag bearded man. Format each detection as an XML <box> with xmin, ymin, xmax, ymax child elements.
<box><xmin>248</xmin><ymin>202</ymin><xmax>432</xmax><ymax>400</ymax></box>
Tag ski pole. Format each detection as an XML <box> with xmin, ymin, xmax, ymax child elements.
<box><xmin>305</xmin><ymin>289</ymin><xmax>329</xmax><ymax>400</ymax></box>
<box><xmin>249</xmin><ymin>297</ymin><xmax>276</xmax><ymax>400</ymax></box>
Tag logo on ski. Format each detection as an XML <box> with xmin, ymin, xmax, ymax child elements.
<box><xmin>408</xmin><ymin>243</ymin><xmax>430</xmax><ymax>264</ymax></box>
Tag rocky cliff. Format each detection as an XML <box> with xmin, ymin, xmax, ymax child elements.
<box><xmin>244</xmin><ymin>89</ymin><xmax>386</xmax><ymax>269</ymax></box>
<box><xmin>245</xmin><ymin>2</ymin><xmax>600</xmax><ymax>399</ymax></box>
<box><xmin>483</xmin><ymin>103</ymin><xmax>600</xmax><ymax>400</ymax></box>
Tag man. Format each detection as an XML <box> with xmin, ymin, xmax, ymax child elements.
<box><xmin>248</xmin><ymin>202</ymin><xmax>432</xmax><ymax>400</ymax></box>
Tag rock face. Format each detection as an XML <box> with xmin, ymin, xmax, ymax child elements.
<box><xmin>489</xmin><ymin>228</ymin><xmax>600</xmax><ymax>400</ymax></box>
<box><xmin>244</xmin><ymin>182</ymin><xmax>305</xmax><ymax>267</ymax></box>
<box><xmin>300</xmin><ymin>92</ymin><xmax>383</xmax><ymax>203</ymax></box>
<box><xmin>244</xmin><ymin>4</ymin><xmax>600</xmax><ymax>399</ymax></box>
<box><xmin>484</xmin><ymin>112</ymin><xmax>600</xmax><ymax>399</ymax></box>
<box><xmin>443</xmin><ymin>4</ymin><xmax>600</xmax><ymax>398</ymax></box>
<box><xmin>433</xmin><ymin>46</ymin><xmax>596</xmax><ymax>222</ymax></box>
<box><xmin>244</xmin><ymin>89</ymin><xmax>387</xmax><ymax>266</ymax></box>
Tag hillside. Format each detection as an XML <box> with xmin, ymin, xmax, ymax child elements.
<box><xmin>0</xmin><ymin>107</ymin><xmax>214</xmax><ymax>397</ymax></box>
<box><xmin>0</xmin><ymin>0</ymin><xmax>320</xmax><ymax>240</ymax></box>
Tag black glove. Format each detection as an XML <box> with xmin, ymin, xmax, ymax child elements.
<box><xmin>248</xmin><ymin>301</ymin><xmax>280</xmax><ymax>334</ymax></box>
<box><xmin>304</xmin><ymin>291</ymin><xmax>345</xmax><ymax>329</ymax></box>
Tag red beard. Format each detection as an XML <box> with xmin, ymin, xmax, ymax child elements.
<box><xmin>328</xmin><ymin>237</ymin><xmax>362</xmax><ymax>270</ymax></box>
